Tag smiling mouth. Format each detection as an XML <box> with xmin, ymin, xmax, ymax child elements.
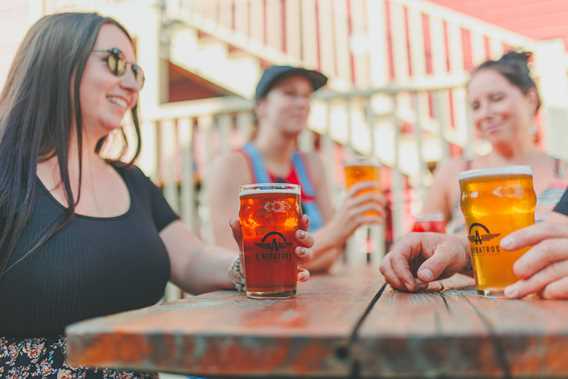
<box><xmin>107</xmin><ymin>96</ymin><xmax>128</xmax><ymax>109</ymax></box>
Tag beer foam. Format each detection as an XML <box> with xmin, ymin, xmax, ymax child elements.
<box><xmin>458</xmin><ymin>166</ymin><xmax>532</xmax><ymax>181</ymax></box>
<box><xmin>240</xmin><ymin>183</ymin><xmax>301</xmax><ymax>197</ymax></box>
<box><xmin>344</xmin><ymin>158</ymin><xmax>380</xmax><ymax>167</ymax></box>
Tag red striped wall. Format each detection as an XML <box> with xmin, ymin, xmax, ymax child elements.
<box><xmin>430</xmin><ymin>0</ymin><xmax>568</xmax><ymax>49</ymax></box>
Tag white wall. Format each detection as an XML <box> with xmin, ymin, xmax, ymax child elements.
<box><xmin>0</xmin><ymin>0</ymin><xmax>36</xmax><ymax>90</ymax></box>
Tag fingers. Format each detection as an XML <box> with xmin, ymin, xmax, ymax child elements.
<box><xmin>379</xmin><ymin>233</ymin><xmax>470</xmax><ymax>292</ymax></box>
<box><xmin>501</xmin><ymin>222</ymin><xmax>568</xmax><ymax>251</ymax></box>
<box><xmin>379</xmin><ymin>256</ymin><xmax>404</xmax><ymax>290</ymax></box>
<box><xmin>294</xmin><ymin>246</ymin><xmax>312</xmax><ymax>262</ymax></box>
<box><xmin>390</xmin><ymin>248</ymin><xmax>418</xmax><ymax>291</ymax></box>
<box><xmin>380</xmin><ymin>233</ymin><xmax>426</xmax><ymax>291</ymax></box>
<box><xmin>416</xmin><ymin>240</ymin><xmax>462</xmax><ymax>283</ymax></box>
<box><xmin>345</xmin><ymin>191</ymin><xmax>386</xmax><ymax>208</ymax></box>
<box><xmin>540</xmin><ymin>276</ymin><xmax>568</xmax><ymax>300</ymax></box>
<box><xmin>295</xmin><ymin>229</ymin><xmax>314</xmax><ymax>248</ymax></box>
<box><xmin>346</xmin><ymin>181</ymin><xmax>381</xmax><ymax>197</ymax></box>
<box><xmin>504</xmin><ymin>260</ymin><xmax>568</xmax><ymax>299</ymax></box>
<box><xmin>297</xmin><ymin>267</ymin><xmax>310</xmax><ymax>282</ymax></box>
<box><xmin>513</xmin><ymin>238</ymin><xmax>568</xmax><ymax>279</ymax></box>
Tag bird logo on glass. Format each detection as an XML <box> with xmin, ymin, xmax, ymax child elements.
<box><xmin>468</xmin><ymin>223</ymin><xmax>501</xmax><ymax>254</ymax></box>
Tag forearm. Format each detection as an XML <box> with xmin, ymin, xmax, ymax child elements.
<box><xmin>172</xmin><ymin>244</ymin><xmax>237</xmax><ymax>295</ymax></box>
<box><xmin>304</xmin><ymin>223</ymin><xmax>343</xmax><ymax>273</ymax></box>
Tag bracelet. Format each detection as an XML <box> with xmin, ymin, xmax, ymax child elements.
<box><xmin>229</xmin><ymin>255</ymin><xmax>246</xmax><ymax>293</ymax></box>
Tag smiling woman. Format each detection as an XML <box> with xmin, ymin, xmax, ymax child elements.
<box><xmin>418</xmin><ymin>51</ymin><xmax>568</xmax><ymax>233</ymax></box>
<box><xmin>0</xmin><ymin>12</ymin><xmax>316</xmax><ymax>378</ymax></box>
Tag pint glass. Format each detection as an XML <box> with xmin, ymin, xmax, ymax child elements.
<box><xmin>239</xmin><ymin>183</ymin><xmax>301</xmax><ymax>299</ymax></box>
<box><xmin>344</xmin><ymin>157</ymin><xmax>380</xmax><ymax>217</ymax></box>
<box><xmin>459</xmin><ymin>166</ymin><xmax>536</xmax><ymax>296</ymax></box>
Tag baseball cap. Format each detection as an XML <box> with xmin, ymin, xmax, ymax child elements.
<box><xmin>254</xmin><ymin>65</ymin><xmax>328</xmax><ymax>101</ymax></box>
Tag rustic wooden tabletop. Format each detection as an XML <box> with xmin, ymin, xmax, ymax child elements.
<box><xmin>66</xmin><ymin>266</ymin><xmax>568</xmax><ymax>378</ymax></box>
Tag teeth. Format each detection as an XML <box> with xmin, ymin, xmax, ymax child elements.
<box><xmin>108</xmin><ymin>96</ymin><xmax>128</xmax><ymax>108</ymax></box>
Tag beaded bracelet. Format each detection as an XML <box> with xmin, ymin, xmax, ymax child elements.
<box><xmin>228</xmin><ymin>255</ymin><xmax>246</xmax><ymax>293</ymax></box>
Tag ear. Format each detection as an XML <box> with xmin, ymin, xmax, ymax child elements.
<box><xmin>255</xmin><ymin>100</ymin><xmax>267</xmax><ymax>121</ymax></box>
<box><xmin>525</xmin><ymin>88</ymin><xmax>539</xmax><ymax>115</ymax></box>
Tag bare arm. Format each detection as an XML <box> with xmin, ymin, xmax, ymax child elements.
<box><xmin>206</xmin><ymin>153</ymin><xmax>251</xmax><ymax>250</ymax></box>
<box><xmin>421</xmin><ymin>159</ymin><xmax>462</xmax><ymax>220</ymax></box>
<box><xmin>160</xmin><ymin>220</ymin><xmax>236</xmax><ymax>295</ymax></box>
<box><xmin>160</xmin><ymin>218</ymin><xmax>315</xmax><ymax>295</ymax></box>
<box><xmin>305</xmin><ymin>153</ymin><xmax>386</xmax><ymax>273</ymax></box>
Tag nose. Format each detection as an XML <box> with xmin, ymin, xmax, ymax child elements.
<box><xmin>120</xmin><ymin>67</ymin><xmax>140</xmax><ymax>92</ymax></box>
<box><xmin>475</xmin><ymin>101</ymin><xmax>492</xmax><ymax>121</ymax></box>
<box><xmin>294</xmin><ymin>95</ymin><xmax>310</xmax><ymax>110</ymax></box>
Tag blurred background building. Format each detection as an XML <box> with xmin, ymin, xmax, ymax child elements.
<box><xmin>1</xmin><ymin>0</ymin><xmax>568</xmax><ymax>252</ymax></box>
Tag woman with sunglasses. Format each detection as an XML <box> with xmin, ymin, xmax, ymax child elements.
<box><xmin>0</xmin><ymin>13</ymin><xmax>314</xmax><ymax>378</ymax></box>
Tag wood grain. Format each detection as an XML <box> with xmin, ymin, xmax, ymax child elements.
<box><xmin>357</xmin><ymin>273</ymin><xmax>568</xmax><ymax>378</ymax></box>
<box><xmin>66</xmin><ymin>267</ymin><xmax>384</xmax><ymax>377</ymax></box>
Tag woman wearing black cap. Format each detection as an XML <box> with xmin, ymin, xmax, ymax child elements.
<box><xmin>207</xmin><ymin>65</ymin><xmax>386</xmax><ymax>273</ymax></box>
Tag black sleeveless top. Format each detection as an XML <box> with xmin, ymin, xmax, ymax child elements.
<box><xmin>554</xmin><ymin>189</ymin><xmax>568</xmax><ymax>216</ymax></box>
<box><xmin>0</xmin><ymin>164</ymin><xmax>178</xmax><ymax>337</ymax></box>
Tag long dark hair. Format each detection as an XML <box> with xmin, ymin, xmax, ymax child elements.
<box><xmin>472</xmin><ymin>50</ymin><xmax>541</xmax><ymax>114</ymax></box>
<box><xmin>0</xmin><ymin>13</ymin><xmax>141</xmax><ymax>276</ymax></box>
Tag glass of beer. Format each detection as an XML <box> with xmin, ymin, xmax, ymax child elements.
<box><xmin>239</xmin><ymin>183</ymin><xmax>301</xmax><ymax>299</ymax></box>
<box><xmin>459</xmin><ymin>166</ymin><xmax>536</xmax><ymax>297</ymax></box>
<box><xmin>344</xmin><ymin>157</ymin><xmax>381</xmax><ymax>217</ymax></box>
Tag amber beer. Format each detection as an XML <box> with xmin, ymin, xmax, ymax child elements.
<box><xmin>344</xmin><ymin>158</ymin><xmax>380</xmax><ymax>217</ymax></box>
<box><xmin>459</xmin><ymin>166</ymin><xmax>536</xmax><ymax>296</ymax></box>
<box><xmin>239</xmin><ymin>183</ymin><xmax>301</xmax><ymax>299</ymax></box>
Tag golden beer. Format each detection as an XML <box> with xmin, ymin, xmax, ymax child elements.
<box><xmin>459</xmin><ymin>166</ymin><xmax>536</xmax><ymax>296</ymax></box>
<box><xmin>344</xmin><ymin>158</ymin><xmax>381</xmax><ymax>217</ymax></box>
<box><xmin>239</xmin><ymin>183</ymin><xmax>301</xmax><ymax>299</ymax></box>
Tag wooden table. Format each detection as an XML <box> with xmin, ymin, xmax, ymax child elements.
<box><xmin>66</xmin><ymin>267</ymin><xmax>568</xmax><ymax>378</ymax></box>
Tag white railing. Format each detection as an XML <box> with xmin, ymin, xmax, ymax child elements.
<box><xmin>162</xmin><ymin>0</ymin><xmax>547</xmax><ymax>163</ymax></box>
<box><xmin>139</xmin><ymin>78</ymin><xmax>467</xmax><ymax>268</ymax></box>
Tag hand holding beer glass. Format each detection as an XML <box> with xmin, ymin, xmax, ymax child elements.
<box><xmin>381</xmin><ymin>166</ymin><xmax>537</xmax><ymax>297</ymax></box>
<box><xmin>344</xmin><ymin>157</ymin><xmax>381</xmax><ymax>218</ymax></box>
<box><xmin>459</xmin><ymin>166</ymin><xmax>536</xmax><ymax>296</ymax></box>
<box><xmin>238</xmin><ymin>183</ymin><xmax>312</xmax><ymax>299</ymax></box>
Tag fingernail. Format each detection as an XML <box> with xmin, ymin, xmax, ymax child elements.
<box><xmin>501</xmin><ymin>236</ymin><xmax>514</xmax><ymax>249</ymax></box>
<box><xmin>504</xmin><ymin>285</ymin><xmax>518</xmax><ymax>298</ymax></box>
<box><xmin>297</xmin><ymin>230</ymin><xmax>306</xmax><ymax>239</ymax></box>
<box><xmin>298</xmin><ymin>247</ymin><xmax>308</xmax><ymax>256</ymax></box>
<box><xmin>418</xmin><ymin>268</ymin><xmax>433</xmax><ymax>281</ymax></box>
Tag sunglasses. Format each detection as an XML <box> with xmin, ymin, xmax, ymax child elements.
<box><xmin>92</xmin><ymin>47</ymin><xmax>145</xmax><ymax>90</ymax></box>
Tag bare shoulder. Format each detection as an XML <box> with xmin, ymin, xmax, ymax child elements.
<box><xmin>433</xmin><ymin>157</ymin><xmax>467</xmax><ymax>179</ymax></box>
<box><xmin>208</xmin><ymin>151</ymin><xmax>251</xmax><ymax>185</ymax></box>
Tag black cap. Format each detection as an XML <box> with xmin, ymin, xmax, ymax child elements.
<box><xmin>254</xmin><ymin>65</ymin><xmax>328</xmax><ymax>100</ymax></box>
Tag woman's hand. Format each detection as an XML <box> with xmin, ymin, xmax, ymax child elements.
<box><xmin>328</xmin><ymin>181</ymin><xmax>386</xmax><ymax>245</ymax></box>
<box><xmin>230</xmin><ymin>214</ymin><xmax>314</xmax><ymax>282</ymax></box>
<box><xmin>502</xmin><ymin>222</ymin><xmax>568</xmax><ymax>299</ymax></box>
<box><xmin>380</xmin><ymin>232</ymin><xmax>471</xmax><ymax>291</ymax></box>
